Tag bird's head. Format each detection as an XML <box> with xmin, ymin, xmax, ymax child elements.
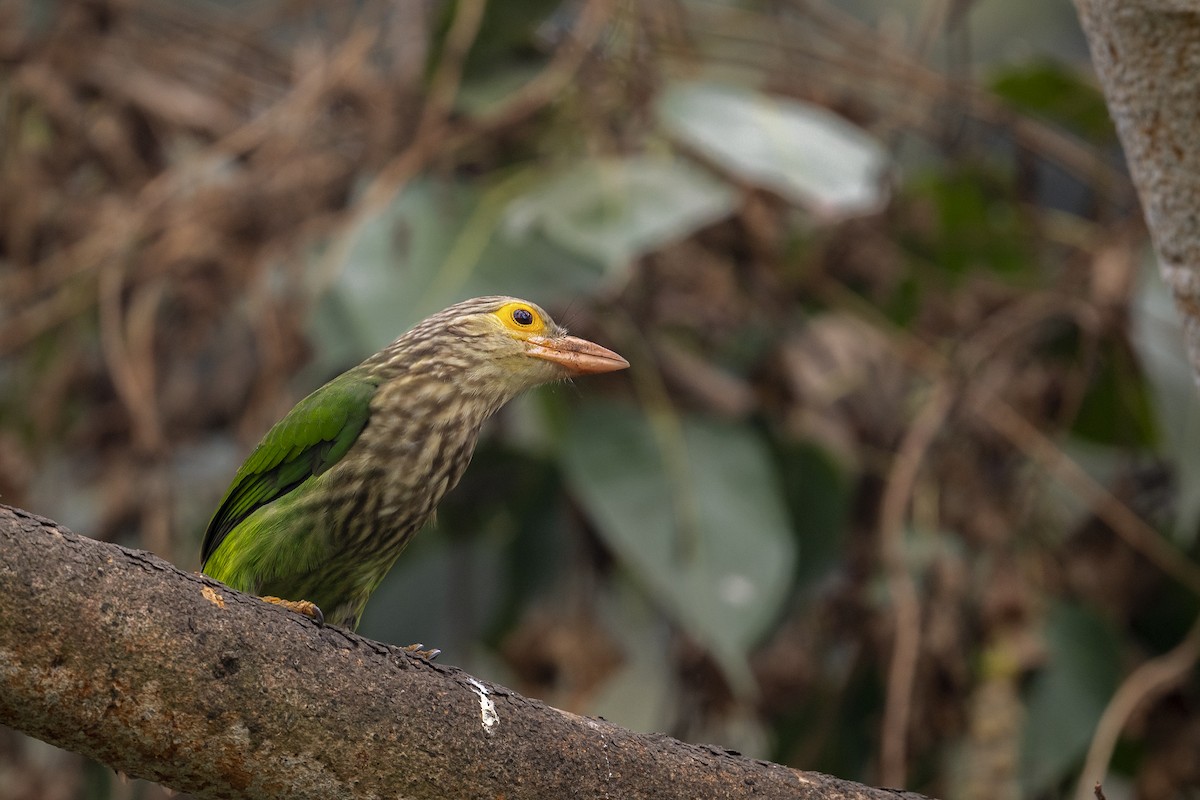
<box><xmin>375</xmin><ymin>296</ymin><xmax>628</xmax><ymax>401</ymax></box>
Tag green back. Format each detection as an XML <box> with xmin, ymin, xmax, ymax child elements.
<box><xmin>201</xmin><ymin>371</ymin><xmax>380</xmax><ymax>566</ymax></box>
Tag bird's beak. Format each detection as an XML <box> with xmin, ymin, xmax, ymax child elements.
<box><xmin>525</xmin><ymin>335</ymin><xmax>630</xmax><ymax>375</ymax></box>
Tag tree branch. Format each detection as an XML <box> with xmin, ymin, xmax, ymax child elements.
<box><xmin>1074</xmin><ymin>0</ymin><xmax>1200</xmax><ymax>379</ymax></box>
<box><xmin>0</xmin><ymin>505</ymin><xmax>929</xmax><ymax>800</ymax></box>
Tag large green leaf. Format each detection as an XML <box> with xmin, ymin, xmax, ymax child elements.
<box><xmin>1020</xmin><ymin>603</ymin><xmax>1121</xmax><ymax>796</ymax></box>
<box><xmin>562</xmin><ymin>403</ymin><xmax>797</xmax><ymax>694</ymax></box>
<box><xmin>306</xmin><ymin>176</ymin><xmax>606</xmax><ymax>376</ymax></box>
<box><xmin>505</xmin><ymin>156</ymin><xmax>737</xmax><ymax>270</ymax></box>
<box><xmin>657</xmin><ymin>80</ymin><xmax>888</xmax><ymax>218</ymax></box>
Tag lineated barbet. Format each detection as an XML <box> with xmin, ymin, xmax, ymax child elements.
<box><xmin>201</xmin><ymin>296</ymin><xmax>628</xmax><ymax>634</ymax></box>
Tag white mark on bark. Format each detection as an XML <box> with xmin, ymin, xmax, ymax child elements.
<box><xmin>467</xmin><ymin>678</ymin><xmax>499</xmax><ymax>734</ymax></box>
<box><xmin>585</xmin><ymin>718</ymin><xmax>613</xmax><ymax>797</ymax></box>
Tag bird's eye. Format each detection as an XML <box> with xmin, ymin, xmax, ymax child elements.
<box><xmin>495</xmin><ymin>301</ymin><xmax>546</xmax><ymax>334</ymax></box>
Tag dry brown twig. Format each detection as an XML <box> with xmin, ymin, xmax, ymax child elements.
<box><xmin>308</xmin><ymin>0</ymin><xmax>492</xmax><ymax>296</ymax></box>
<box><xmin>820</xmin><ymin>278</ymin><xmax>1200</xmax><ymax>599</ymax></box>
<box><xmin>1073</xmin><ymin>610</ymin><xmax>1200</xmax><ymax>800</ymax></box>
<box><xmin>314</xmin><ymin>0</ymin><xmax>619</xmax><ymax>296</ymax></box>
<box><xmin>674</xmin><ymin>0</ymin><xmax>1128</xmax><ymax>199</ymax></box>
<box><xmin>818</xmin><ymin>276</ymin><xmax>1200</xmax><ymax>794</ymax></box>
<box><xmin>981</xmin><ymin>399</ymin><xmax>1200</xmax><ymax>597</ymax></box>
<box><xmin>877</xmin><ymin>380</ymin><xmax>955</xmax><ymax>788</ymax></box>
<box><xmin>0</xmin><ymin>14</ymin><xmax>381</xmax><ymax>356</ymax></box>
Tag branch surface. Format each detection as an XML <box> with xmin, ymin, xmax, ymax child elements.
<box><xmin>1074</xmin><ymin>0</ymin><xmax>1200</xmax><ymax>377</ymax></box>
<box><xmin>0</xmin><ymin>505</ymin><xmax>930</xmax><ymax>800</ymax></box>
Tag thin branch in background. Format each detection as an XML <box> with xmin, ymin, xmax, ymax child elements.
<box><xmin>467</xmin><ymin>0</ymin><xmax>617</xmax><ymax>133</ymax></box>
<box><xmin>877</xmin><ymin>380</ymin><xmax>955</xmax><ymax>788</ymax></box>
<box><xmin>820</xmin><ymin>278</ymin><xmax>1200</xmax><ymax>601</ymax></box>
<box><xmin>98</xmin><ymin>265</ymin><xmax>164</xmax><ymax>456</ymax></box>
<box><xmin>309</xmin><ymin>0</ymin><xmax>490</xmax><ymax>295</ymax></box>
<box><xmin>679</xmin><ymin>0</ymin><xmax>1128</xmax><ymax>196</ymax></box>
<box><xmin>0</xmin><ymin>22</ymin><xmax>381</xmax><ymax>357</ymax></box>
<box><xmin>601</xmin><ymin>310</ymin><xmax>704</xmax><ymax>562</ymax></box>
<box><xmin>97</xmin><ymin>261</ymin><xmax>172</xmax><ymax>558</ymax></box>
<box><xmin>1074</xmin><ymin>611</ymin><xmax>1200</xmax><ymax>800</ymax></box>
<box><xmin>821</xmin><ymin>274</ymin><xmax>1200</xmax><ymax>791</ymax></box>
<box><xmin>314</xmin><ymin>0</ymin><xmax>617</xmax><ymax>295</ymax></box>
<box><xmin>979</xmin><ymin>398</ymin><xmax>1200</xmax><ymax>598</ymax></box>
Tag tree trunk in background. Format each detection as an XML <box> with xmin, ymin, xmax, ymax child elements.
<box><xmin>0</xmin><ymin>505</ymin><xmax>930</xmax><ymax>800</ymax></box>
<box><xmin>1074</xmin><ymin>0</ymin><xmax>1200</xmax><ymax>381</ymax></box>
<box><xmin>1073</xmin><ymin>4</ymin><xmax>1200</xmax><ymax>797</ymax></box>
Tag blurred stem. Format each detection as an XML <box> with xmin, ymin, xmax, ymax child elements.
<box><xmin>821</xmin><ymin>278</ymin><xmax>1200</xmax><ymax>599</ymax></box>
<box><xmin>422</xmin><ymin>168</ymin><xmax>545</xmax><ymax>306</ymax></box>
<box><xmin>420</xmin><ymin>0</ymin><xmax>491</xmax><ymax>135</ymax></box>
<box><xmin>98</xmin><ymin>263</ymin><xmax>175</xmax><ymax>561</ymax></box>
<box><xmin>314</xmin><ymin>0</ymin><xmax>615</xmax><ymax>298</ymax></box>
<box><xmin>315</xmin><ymin>0</ymin><xmax>489</xmax><ymax>295</ymax></box>
<box><xmin>1074</xmin><ymin>610</ymin><xmax>1200</xmax><ymax>800</ymax></box>
<box><xmin>981</xmin><ymin>397</ymin><xmax>1200</xmax><ymax>597</ymax></box>
<box><xmin>98</xmin><ymin>263</ymin><xmax>162</xmax><ymax>454</ymax></box>
<box><xmin>877</xmin><ymin>379</ymin><xmax>955</xmax><ymax>789</ymax></box>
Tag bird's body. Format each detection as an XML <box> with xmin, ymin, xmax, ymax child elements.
<box><xmin>201</xmin><ymin>296</ymin><xmax>627</xmax><ymax>629</ymax></box>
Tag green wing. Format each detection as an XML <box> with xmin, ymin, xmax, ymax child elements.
<box><xmin>201</xmin><ymin>372</ymin><xmax>380</xmax><ymax>567</ymax></box>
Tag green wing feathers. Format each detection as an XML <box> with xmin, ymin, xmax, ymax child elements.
<box><xmin>201</xmin><ymin>372</ymin><xmax>379</xmax><ymax>567</ymax></box>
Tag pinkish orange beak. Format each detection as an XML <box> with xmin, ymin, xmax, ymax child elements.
<box><xmin>525</xmin><ymin>334</ymin><xmax>629</xmax><ymax>375</ymax></box>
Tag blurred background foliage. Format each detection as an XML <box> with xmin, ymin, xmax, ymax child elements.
<box><xmin>1</xmin><ymin>1</ymin><xmax>1198</xmax><ymax>799</ymax></box>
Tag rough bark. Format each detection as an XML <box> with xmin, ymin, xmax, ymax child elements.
<box><xmin>0</xmin><ymin>505</ymin><xmax>930</xmax><ymax>800</ymax></box>
<box><xmin>1074</xmin><ymin>0</ymin><xmax>1200</xmax><ymax>380</ymax></box>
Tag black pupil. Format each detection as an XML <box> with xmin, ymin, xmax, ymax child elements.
<box><xmin>513</xmin><ymin>308</ymin><xmax>534</xmax><ymax>326</ymax></box>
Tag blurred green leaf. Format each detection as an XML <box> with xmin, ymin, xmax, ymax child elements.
<box><xmin>1070</xmin><ymin>339</ymin><xmax>1159</xmax><ymax>449</ymax></box>
<box><xmin>505</xmin><ymin>156</ymin><xmax>738</xmax><ymax>270</ymax></box>
<box><xmin>1131</xmin><ymin>257</ymin><xmax>1200</xmax><ymax>546</ymax></box>
<box><xmin>773</xmin><ymin>440</ymin><xmax>850</xmax><ymax>588</ymax></box>
<box><xmin>1020</xmin><ymin>603</ymin><xmax>1121</xmax><ymax>795</ymax></box>
<box><xmin>562</xmin><ymin>403</ymin><xmax>797</xmax><ymax>695</ymax></box>
<box><xmin>359</xmin><ymin>525</ymin><xmax>507</xmax><ymax>665</ymax></box>
<box><xmin>436</xmin><ymin>0</ymin><xmax>560</xmax><ymax>78</ymax></box>
<box><xmin>307</xmin><ymin>176</ymin><xmax>606</xmax><ymax>376</ymax></box>
<box><xmin>990</xmin><ymin>60</ymin><xmax>1116</xmax><ymax>143</ymax></box>
<box><xmin>438</xmin><ymin>430</ymin><xmax>574</xmax><ymax>642</ymax></box>
<box><xmin>904</xmin><ymin>167</ymin><xmax>1032</xmax><ymax>280</ymax></box>
<box><xmin>588</xmin><ymin>580</ymin><xmax>678</xmax><ymax>734</ymax></box>
<box><xmin>456</xmin><ymin>63</ymin><xmax>544</xmax><ymax>116</ymax></box>
<box><xmin>657</xmin><ymin>80</ymin><xmax>889</xmax><ymax>217</ymax></box>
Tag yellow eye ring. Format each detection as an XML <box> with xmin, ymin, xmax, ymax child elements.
<box><xmin>494</xmin><ymin>301</ymin><xmax>547</xmax><ymax>335</ymax></box>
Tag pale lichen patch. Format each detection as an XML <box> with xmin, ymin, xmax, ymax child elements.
<box><xmin>201</xmin><ymin>586</ymin><xmax>225</xmax><ymax>609</ymax></box>
<box><xmin>467</xmin><ymin>678</ymin><xmax>499</xmax><ymax>735</ymax></box>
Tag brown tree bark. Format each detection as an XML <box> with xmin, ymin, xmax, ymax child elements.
<box><xmin>1074</xmin><ymin>0</ymin><xmax>1200</xmax><ymax>377</ymax></box>
<box><xmin>0</xmin><ymin>504</ymin><xmax>932</xmax><ymax>800</ymax></box>
<box><xmin>1071</xmin><ymin>6</ymin><xmax>1200</xmax><ymax>799</ymax></box>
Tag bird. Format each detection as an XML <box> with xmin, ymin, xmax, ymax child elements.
<box><xmin>200</xmin><ymin>296</ymin><xmax>628</xmax><ymax>638</ymax></box>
